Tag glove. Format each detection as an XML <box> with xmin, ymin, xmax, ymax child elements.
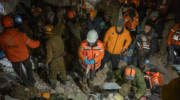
<box><xmin>89</xmin><ymin>59</ymin><xmax>95</xmax><ymax>65</ymax></box>
<box><xmin>84</xmin><ymin>58</ymin><xmax>90</xmax><ymax>64</ymax></box>
<box><xmin>128</xmin><ymin>48</ymin><xmax>133</xmax><ymax>55</ymax></box>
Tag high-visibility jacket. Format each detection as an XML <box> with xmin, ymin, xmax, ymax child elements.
<box><xmin>78</xmin><ymin>40</ymin><xmax>104</xmax><ymax>70</ymax></box>
<box><xmin>0</xmin><ymin>28</ymin><xmax>40</xmax><ymax>62</ymax></box>
<box><xmin>168</xmin><ymin>24</ymin><xmax>180</xmax><ymax>46</ymax></box>
<box><xmin>104</xmin><ymin>26</ymin><xmax>132</xmax><ymax>54</ymax></box>
<box><xmin>124</xmin><ymin>8</ymin><xmax>139</xmax><ymax>30</ymax></box>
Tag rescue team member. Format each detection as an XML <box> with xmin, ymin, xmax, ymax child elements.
<box><xmin>0</xmin><ymin>16</ymin><xmax>40</xmax><ymax>86</ymax></box>
<box><xmin>87</xmin><ymin>10</ymin><xmax>104</xmax><ymax>35</ymax></box>
<box><xmin>112</xmin><ymin>65</ymin><xmax>146</xmax><ymax>100</ymax></box>
<box><xmin>100</xmin><ymin>19</ymin><xmax>132</xmax><ymax>71</ymax></box>
<box><xmin>136</xmin><ymin>24</ymin><xmax>158</xmax><ymax>69</ymax></box>
<box><xmin>167</xmin><ymin>23</ymin><xmax>180</xmax><ymax>66</ymax></box>
<box><xmin>78</xmin><ymin>30</ymin><xmax>104</xmax><ymax>91</ymax></box>
<box><xmin>44</xmin><ymin>25</ymin><xmax>68</xmax><ymax>87</ymax></box>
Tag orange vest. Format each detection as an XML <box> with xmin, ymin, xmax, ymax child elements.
<box><xmin>124</xmin><ymin>9</ymin><xmax>139</xmax><ymax>30</ymax></box>
<box><xmin>168</xmin><ymin>24</ymin><xmax>180</xmax><ymax>46</ymax></box>
<box><xmin>0</xmin><ymin>28</ymin><xmax>40</xmax><ymax>62</ymax></box>
<box><xmin>78</xmin><ymin>40</ymin><xmax>104</xmax><ymax>70</ymax></box>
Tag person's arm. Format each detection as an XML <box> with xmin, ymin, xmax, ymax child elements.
<box><xmin>78</xmin><ymin>43</ymin><xmax>86</xmax><ymax>63</ymax></box>
<box><xmin>94</xmin><ymin>42</ymin><xmax>104</xmax><ymax>63</ymax></box>
<box><xmin>124</xmin><ymin>31</ymin><xmax>132</xmax><ymax>49</ymax></box>
<box><xmin>135</xmin><ymin>68</ymin><xmax>147</xmax><ymax>99</ymax></box>
<box><xmin>22</xmin><ymin>34</ymin><xmax>40</xmax><ymax>48</ymax></box>
<box><xmin>45</xmin><ymin>40</ymin><xmax>53</xmax><ymax>65</ymax></box>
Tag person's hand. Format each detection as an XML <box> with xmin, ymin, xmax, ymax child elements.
<box><xmin>89</xmin><ymin>59</ymin><xmax>95</xmax><ymax>65</ymax></box>
<box><xmin>84</xmin><ymin>58</ymin><xmax>90</xmax><ymax>64</ymax></box>
<box><xmin>121</xmin><ymin>48</ymin><xmax>127</xmax><ymax>53</ymax></box>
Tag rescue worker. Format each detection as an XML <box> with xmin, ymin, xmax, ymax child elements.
<box><xmin>0</xmin><ymin>16</ymin><xmax>40</xmax><ymax>86</ymax></box>
<box><xmin>167</xmin><ymin>23</ymin><xmax>180</xmax><ymax>67</ymax></box>
<box><xmin>31</xmin><ymin>7</ymin><xmax>46</xmax><ymax>40</ymax></box>
<box><xmin>136</xmin><ymin>24</ymin><xmax>158</xmax><ymax>69</ymax></box>
<box><xmin>44</xmin><ymin>25</ymin><xmax>68</xmax><ymax>87</ymax></box>
<box><xmin>87</xmin><ymin>10</ymin><xmax>105</xmax><ymax>36</ymax></box>
<box><xmin>112</xmin><ymin>65</ymin><xmax>146</xmax><ymax>100</ymax></box>
<box><xmin>66</xmin><ymin>10</ymin><xmax>82</xmax><ymax>73</ymax></box>
<box><xmin>66</xmin><ymin>10</ymin><xmax>82</xmax><ymax>49</ymax></box>
<box><xmin>161</xmin><ymin>77</ymin><xmax>180</xmax><ymax>100</ymax></box>
<box><xmin>100</xmin><ymin>19</ymin><xmax>132</xmax><ymax>71</ymax></box>
<box><xmin>123</xmin><ymin>8</ymin><xmax>139</xmax><ymax>37</ymax></box>
<box><xmin>78</xmin><ymin>30</ymin><xmax>104</xmax><ymax>91</ymax></box>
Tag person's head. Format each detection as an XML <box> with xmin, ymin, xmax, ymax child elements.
<box><xmin>144</xmin><ymin>24</ymin><xmax>152</xmax><ymax>34</ymax></box>
<box><xmin>87</xmin><ymin>30</ymin><xmax>98</xmax><ymax>46</ymax></box>
<box><xmin>44</xmin><ymin>25</ymin><xmax>54</xmax><ymax>35</ymax></box>
<box><xmin>124</xmin><ymin>65</ymin><xmax>136</xmax><ymax>81</ymax></box>
<box><xmin>1</xmin><ymin>16</ymin><xmax>14</xmax><ymax>28</ymax></box>
<box><xmin>115</xmin><ymin>19</ymin><xmax>124</xmax><ymax>34</ymax></box>
<box><xmin>89</xmin><ymin>10</ymin><xmax>97</xmax><ymax>20</ymax></box>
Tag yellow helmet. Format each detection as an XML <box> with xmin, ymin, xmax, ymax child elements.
<box><xmin>44</xmin><ymin>25</ymin><xmax>54</xmax><ymax>34</ymax></box>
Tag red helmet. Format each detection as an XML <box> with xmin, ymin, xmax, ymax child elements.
<box><xmin>1</xmin><ymin>16</ymin><xmax>14</xmax><ymax>28</ymax></box>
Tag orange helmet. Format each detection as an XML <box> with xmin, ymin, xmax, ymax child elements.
<box><xmin>68</xmin><ymin>10</ymin><xmax>75</xmax><ymax>19</ymax></box>
<box><xmin>90</xmin><ymin>10</ymin><xmax>97</xmax><ymax>17</ymax></box>
<box><xmin>1</xmin><ymin>16</ymin><xmax>14</xmax><ymax>28</ymax></box>
<box><xmin>124</xmin><ymin>66</ymin><xmax>136</xmax><ymax>80</ymax></box>
<box><xmin>37</xmin><ymin>92</ymin><xmax>50</xmax><ymax>100</ymax></box>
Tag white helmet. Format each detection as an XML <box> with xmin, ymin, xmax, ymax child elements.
<box><xmin>87</xmin><ymin>29</ymin><xmax>98</xmax><ymax>43</ymax></box>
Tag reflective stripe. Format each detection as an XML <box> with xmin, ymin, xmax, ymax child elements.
<box><xmin>26</xmin><ymin>39</ymin><xmax>30</xmax><ymax>44</ymax></box>
<box><xmin>172</xmin><ymin>35</ymin><xmax>180</xmax><ymax>41</ymax></box>
<box><xmin>171</xmin><ymin>29</ymin><xmax>175</xmax><ymax>32</ymax></box>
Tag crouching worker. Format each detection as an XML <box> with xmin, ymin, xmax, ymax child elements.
<box><xmin>112</xmin><ymin>65</ymin><xmax>146</xmax><ymax>100</ymax></box>
<box><xmin>78</xmin><ymin>30</ymin><xmax>104</xmax><ymax>92</ymax></box>
<box><xmin>44</xmin><ymin>25</ymin><xmax>69</xmax><ymax>88</ymax></box>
